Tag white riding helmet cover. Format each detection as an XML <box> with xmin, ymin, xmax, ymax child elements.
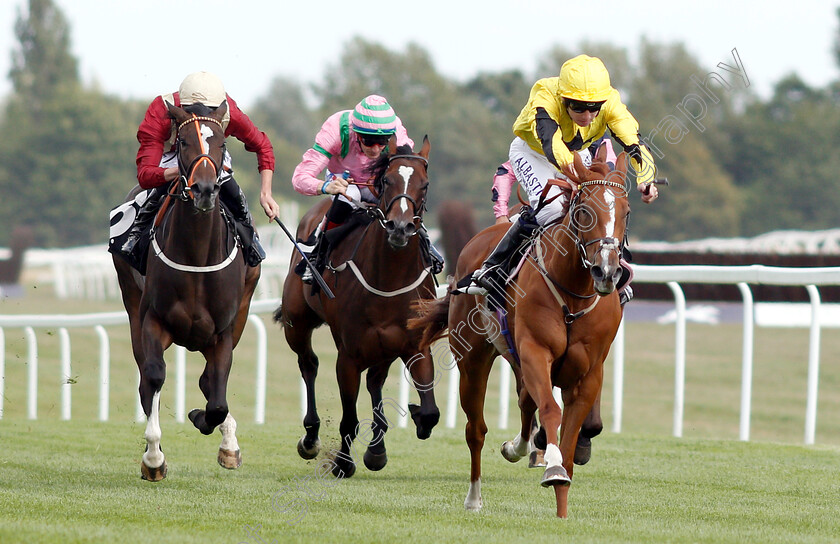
<box><xmin>179</xmin><ymin>71</ymin><xmax>226</xmax><ymax>107</ymax></box>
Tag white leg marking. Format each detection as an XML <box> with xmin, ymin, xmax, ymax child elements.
<box><xmin>219</xmin><ymin>412</ymin><xmax>240</xmax><ymax>452</ymax></box>
<box><xmin>512</xmin><ymin>434</ymin><xmax>529</xmax><ymax>457</ymax></box>
<box><xmin>397</xmin><ymin>166</ymin><xmax>414</xmax><ymax>213</ymax></box>
<box><xmin>544</xmin><ymin>443</ymin><xmax>563</xmax><ymax>468</ymax></box>
<box><xmin>464</xmin><ymin>478</ymin><xmax>483</xmax><ymax>511</ymax></box>
<box><xmin>143</xmin><ymin>391</ymin><xmax>165</xmax><ymax>469</ymax></box>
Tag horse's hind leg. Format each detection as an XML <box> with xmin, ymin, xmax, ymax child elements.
<box><xmin>279</xmin><ymin>280</ymin><xmax>324</xmax><ymax>459</ymax></box>
<box><xmin>458</xmin><ymin>344</ymin><xmax>496</xmax><ymax>511</ymax></box>
<box><xmin>575</xmin><ymin>392</ymin><xmax>603</xmax><ymax>466</ymax></box>
<box><xmin>362</xmin><ymin>364</ymin><xmax>391</xmax><ymax>472</ymax></box>
<box><xmin>284</xmin><ymin>319</ymin><xmax>322</xmax><ymax>459</ymax></box>
<box><xmin>501</xmin><ymin>365</ymin><xmax>538</xmax><ymax>464</ymax></box>
<box><xmin>402</xmin><ymin>347</ymin><xmax>440</xmax><ymax>439</ymax></box>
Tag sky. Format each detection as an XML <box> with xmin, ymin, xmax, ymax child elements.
<box><xmin>0</xmin><ymin>0</ymin><xmax>838</xmax><ymax>109</ymax></box>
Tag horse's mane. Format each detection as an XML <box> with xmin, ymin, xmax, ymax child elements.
<box><xmin>182</xmin><ymin>103</ymin><xmax>217</xmax><ymax>116</ymax></box>
<box><xmin>367</xmin><ymin>144</ymin><xmax>414</xmax><ymax>194</ymax></box>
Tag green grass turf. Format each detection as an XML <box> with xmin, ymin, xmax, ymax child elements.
<box><xmin>1</xmin><ymin>285</ymin><xmax>839</xmax><ymax>542</ymax></box>
<box><xmin>0</xmin><ymin>420</ymin><xmax>838</xmax><ymax>544</ymax></box>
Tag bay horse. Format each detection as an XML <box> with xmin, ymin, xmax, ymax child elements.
<box><xmin>113</xmin><ymin>101</ymin><xmax>260</xmax><ymax>480</ymax></box>
<box><xmin>410</xmin><ymin>152</ymin><xmax>629</xmax><ymax>517</ymax></box>
<box><xmin>275</xmin><ymin>137</ymin><xmax>440</xmax><ymax>478</ymax></box>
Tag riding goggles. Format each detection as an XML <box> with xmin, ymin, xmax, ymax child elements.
<box><xmin>358</xmin><ymin>133</ymin><xmax>392</xmax><ymax>147</ymax></box>
<box><xmin>565</xmin><ymin>98</ymin><xmax>605</xmax><ymax>114</ymax></box>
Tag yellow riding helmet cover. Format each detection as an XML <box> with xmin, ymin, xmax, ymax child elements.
<box><xmin>557</xmin><ymin>55</ymin><xmax>613</xmax><ymax>103</ymax></box>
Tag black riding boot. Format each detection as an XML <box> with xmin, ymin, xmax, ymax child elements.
<box><xmin>120</xmin><ymin>186</ymin><xmax>165</xmax><ymax>258</ymax></box>
<box><xmin>418</xmin><ymin>228</ymin><xmax>445</xmax><ymax>275</ymax></box>
<box><xmin>301</xmin><ymin>198</ymin><xmax>354</xmax><ymax>284</ymax></box>
<box><xmin>471</xmin><ymin>215</ymin><xmax>536</xmax><ymax>291</ymax></box>
<box><xmin>220</xmin><ymin>179</ymin><xmax>265</xmax><ymax>267</ymax></box>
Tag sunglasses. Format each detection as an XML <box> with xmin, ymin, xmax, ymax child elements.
<box><xmin>358</xmin><ymin>134</ymin><xmax>391</xmax><ymax>147</ymax></box>
<box><xmin>565</xmin><ymin>99</ymin><xmax>604</xmax><ymax>114</ymax></box>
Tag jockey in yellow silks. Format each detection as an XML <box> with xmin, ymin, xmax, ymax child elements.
<box><xmin>469</xmin><ymin>54</ymin><xmax>658</xmax><ymax>296</ymax></box>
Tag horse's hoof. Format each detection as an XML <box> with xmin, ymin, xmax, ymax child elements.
<box><xmin>331</xmin><ymin>458</ymin><xmax>356</xmax><ymax>479</ymax></box>
<box><xmin>140</xmin><ymin>460</ymin><xmax>168</xmax><ymax>482</ymax></box>
<box><xmin>529</xmin><ymin>449</ymin><xmax>547</xmax><ymax>468</ymax></box>
<box><xmin>188</xmin><ymin>409</ymin><xmax>214</xmax><ymax>435</ymax></box>
<box><xmin>409</xmin><ymin>404</ymin><xmax>439</xmax><ymax>440</ymax></box>
<box><xmin>500</xmin><ymin>441</ymin><xmax>524</xmax><ymax>463</ymax></box>
<box><xmin>363</xmin><ymin>449</ymin><xmax>388</xmax><ymax>471</ymax></box>
<box><xmin>540</xmin><ymin>465</ymin><xmax>571</xmax><ymax>487</ymax></box>
<box><xmin>297</xmin><ymin>436</ymin><xmax>320</xmax><ymax>460</ymax></box>
<box><xmin>218</xmin><ymin>448</ymin><xmax>242</xmax><ymax>469</ymax></box>
<box><xmin>464</xmin><ymin>500</ymin><xmax>483</xmax><ymax>512</ymax></box>
<box><xmin>574</xmin><ymin>436</ymin><xmax>592</xmax><ymax>465</ymax></box>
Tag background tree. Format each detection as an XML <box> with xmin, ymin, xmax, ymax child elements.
<box><xmin>0</xmin><ymin>0</ymin><xmax>139</xmax><ymax>246</ymax></box>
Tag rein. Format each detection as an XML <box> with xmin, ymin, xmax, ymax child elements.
<box><xmin>326</xmin><ymin>152</ymin><xmax>432</xmax><ymax>297</ymax></box>
<box><xmin>531</xmin><ymin>179</ymin><xmax>627</xmax><ymax>324</ymax></box>
<box><xmin>151</xmin><ymin>113</ymin><xmax>237</xmax><ymax>273</ymax></box>
<box><xmin>566</xmin><ymin>179</ymin><xmax>627</xmax><ymax>270</ymax></box>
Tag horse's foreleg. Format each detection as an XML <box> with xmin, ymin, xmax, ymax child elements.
<box><xmin>362</xmin><ymin>364</ymin><xmax>390</xmax><ymax>472</ymax></box>
<box><xmin>575</xmin><ymin>391</ymin><xmax>603</xmax><ymax>465</ymax></box>
<box><xmin>555</xmin><ymin>364</ymin><xmax>605</xmax><ymax>518</ymax></box>
<box><xmin>518</xmin><ymin>339</ymin><xmax>569</xmax><ymax>491</ymax></box>
<box><xmin>190</xmin><ymin>334</ymin><xmax>233</xmax><ymax>436</ymax></box>
<box><xmin>217</xmin><ymin>412</ymin><xmax>242</xmax><ymax>469</ymax></box>
<box><xmin>402</xmin><ymin>348</ymin><xmax>440</xmax><ymax>440</ymax></box>
<box><xmin>331</xmin><ymin>353</ymin><xmax>361</xmax><ymax>479</ymax></box>
<box><xmin>139</xmin><ymin>316</ymin><xmax>171</xmax><ymax>481</ymax></box>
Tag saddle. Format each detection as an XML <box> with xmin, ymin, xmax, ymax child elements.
<box><xmin>294</xmin><ymin>209</ymin><xmax>374</xmax><ymax>294</ymax></box>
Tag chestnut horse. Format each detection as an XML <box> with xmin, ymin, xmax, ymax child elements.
<box><xmin>410</xmin><ymin>152</ymin><xmax>629</xmax><ymax>517</ymax></box>
<box><xmin>113</xmin><ymin>102</ymin><xmax>259</xmax><ymax>480</ymax></box>
<box><xmin>275</xmin><ymin>138</ymin><xmax>440</xmax><ymax>478</ymax></box>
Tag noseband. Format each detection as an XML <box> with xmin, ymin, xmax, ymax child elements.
<box><xmin>174</xmin><ymin>115</ymin><xmax>224</xmax><ymax>200</ymax></box>
<box><xmin>568</xmin><ymin>180</ymin><xmax>627</xmax><ymax>269</ymax></box>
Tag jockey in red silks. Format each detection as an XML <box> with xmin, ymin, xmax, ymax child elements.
<box><xmin>469</xmin><ymin>55</ymin><xmax>659</xmax><ymax>303</ymax></box>
<box><xmin>119</xmin><ymin>71</ymin><xmax>279</xmax><ymax>269</ymax></box>
<box><xmin>291</xmin><ymin>94</ymin><xmax>443</xmax><ymax>283</ymax></box>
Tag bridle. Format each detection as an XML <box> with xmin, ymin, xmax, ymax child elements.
<box><xmin>566</xmin><ymin>179</ymin><xmax>627</xmax><ymax>270</ymax></box>
<box><xmin>365</xmin><ymin>154</ymin><xmax>429</xmax><ymax>233</ymax></box>
<box><xmin>172</xmin><ymin>115</ymin><xmax>224</xmax><ymax>201</ymax></box>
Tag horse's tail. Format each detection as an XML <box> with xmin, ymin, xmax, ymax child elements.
<box><xmin>272</xmin><ymin>303</ymin><xmax>283</xmax><ymax>326</ymax></box>
<box><xmin>408</xmin><ymin>285</ymin><xmax>452</xmax><ymax>351</ymax></box>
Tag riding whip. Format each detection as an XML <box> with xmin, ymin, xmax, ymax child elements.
<box><xmin>273</xmin><ymin>217</ymin><xmax>335</xmax><ymax>299</ymax></box>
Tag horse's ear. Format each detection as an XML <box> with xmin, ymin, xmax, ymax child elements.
<box><xmin>605</xmin><ymin>152</ymin><xmax>629</xmax><ymax>187</ymax></box>
<box><xmin>614</xmin><ymin>151</ymin><xmax>628</xmax><ymax>175</ymax></box>
<box><xmin>560</xmin><ymin>161</ymin><xmax>578</xmax><ymax>183</ymax></box>
<box><xmin>595</xmin><ymin>142</ymin><xmax>608</xmax><ymax>164</ymax></box>
<box><xmin>419</xmin><ymin>135</ymin><xmax>430</xmax><ymax>160</ymax></box>
<box><xmin>212</xmin><ymin>100</ymin><xmax>228</xmax><ymax>122</ymax></box>
<box><xmin>387</xmin><ymin>134</ymin><xmax>398</xmax><ymax>155</ymax></box>
<box><xmin>166</xmin><ymin>101</ymin><xmax>188</xmax><ymax>123</ymax></box>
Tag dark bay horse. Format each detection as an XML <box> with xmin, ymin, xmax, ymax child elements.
<box><xmin>113</xmin><ymin>102</ymin><xmax>260</xmax><ymax>480</ymax></box>
<box><xmin>275</xmin><ymin>137</ymin><xmax>440</xmax><ymax>478</ymax></box>
<box><xmin>410</xmin><ymin>152</ymin><xmax>630</xmax><ymax>517</ymax></box>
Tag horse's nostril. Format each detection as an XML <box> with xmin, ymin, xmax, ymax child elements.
<box><xmin>591</xmin><ymin>266</ymin><xmax>604</xmax><ymax>280</ymax></box>
<box><xmin>384</xmin><ymin>220</ymin><xmax>396</xmax><ymax>233</ymax></box>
